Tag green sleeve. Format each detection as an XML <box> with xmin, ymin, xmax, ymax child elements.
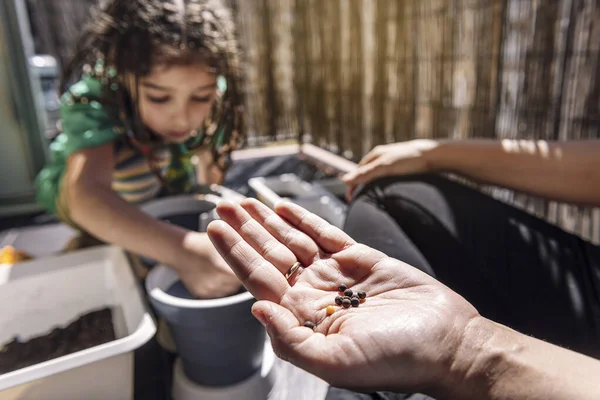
<box><xmin>35</xmin><ymin>74</ymin><xmax>123</xmax><ymax>214</ymax></box>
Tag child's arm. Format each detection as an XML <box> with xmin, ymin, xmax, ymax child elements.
<box><xmin>63</xmin><ymin>143</ymin><xmax>241</xmax><ymax>298</ymax></box>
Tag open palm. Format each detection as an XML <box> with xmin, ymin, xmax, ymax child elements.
<box><xmin>207</xmin><ymin>199</ymin><xmax>480</xmax><ymax>394</ymax></box>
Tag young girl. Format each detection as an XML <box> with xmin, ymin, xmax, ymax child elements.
<box><xmin>35</xmin><ymin>0</ymin><xmax>245</xmax><ymax>298</ymax></box>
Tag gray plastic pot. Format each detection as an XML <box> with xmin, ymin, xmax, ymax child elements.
<box><xmin>145</xmin><ymin>265</ymin><xmax>267</xmax><ymax>387</ymax></box>
<box><xmin>248</xmin><ymin>174</ymin><xmax>347</xmax><ymax>228</ymax></box>
<box><xmin>139</xmin><ymin>195</ymin><xmax>219</xmax><ymax>232</ymax></box>
<box><xmin>138</xmin><ymin>195</ymin><xmax>219</xmax><ymax>268</ymax></box>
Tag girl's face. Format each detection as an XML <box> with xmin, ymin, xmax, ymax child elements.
<box><xmin>136</xmin><ymin>63</ymin><xmax>218</xmax><ymax>143</ymax></box>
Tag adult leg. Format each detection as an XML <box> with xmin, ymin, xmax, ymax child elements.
<box><xmin>344</xmin><ymin>174</ymin><xmax>600</xmax><ymax>358</ymax></box>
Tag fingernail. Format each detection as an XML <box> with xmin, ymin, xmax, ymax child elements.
<box><xmin>252</xmin><ymin>307</ymin><xmax>269</xmax><ymax>327</ymax></box>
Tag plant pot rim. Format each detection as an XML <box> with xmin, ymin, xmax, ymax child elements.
<box><xmin>146</xmin><ymin>264</ymin><xmax>254</xmax><ymax>309</ymax></box>
<box><xmin>140</xmin><ymin>196</ymin><xmax>218</xmax><ymax>219</ymax></box>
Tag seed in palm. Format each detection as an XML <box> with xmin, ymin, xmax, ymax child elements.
<box><xmin>338</xmin><ymin>284</ymin><xmax>347</xmax><ymax>292</ymax></box>
<box><xmin>342</xmin><ymin>298</ymin><xmax>351</xmax><ymax>308</ymax></box>
<box><xmin>304</xmin><ymin>321</ymin><xmax>315</xmax><ymax>330</ymax></box>
<box><xmin>358</xmin><ymin>291</ymin><xmax>367</xmax><ymax>299</ymax></box>
<box><xmin>335</xmin><ymin>296</ymin><xmax>343</xmax><ymax>305</ymax></box>
<box><xmin>326</xmin><ymin>305</ymin><xmax>335</xmax><ymax>316</ymax></box>
<box><xmin>351</xmin><ymin>298</ymin><xmax>360</xmax><ymax>307</ymax></box>
<box><xmin>344</xmin><ymin>289</ymin><xmax>353</xmax><ymax>297</ymax></box>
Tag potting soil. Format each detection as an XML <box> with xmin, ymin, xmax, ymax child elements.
<box><xmin>167</xmin><ymin>280</ymin><xmax>246</xmax><ymax>300</ymax></box>
<box><xmin>0</xmin><ymin>308</ymin><xmax>115</xmax><ymax>374</ymax></box>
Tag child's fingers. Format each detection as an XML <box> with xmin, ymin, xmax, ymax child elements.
<box><xmin>215</xmin><ymin>201</ymin><xmax>298</xmax><ymax>275</ymax></box>
<box><xmin>274</xmin><ymin>201</ymin><xmax>355</xmax><ymax>254</ymax></box>
<box><xmin>207</xmin><ymin>220</ymin><xmax>289</xmax><ymax>303</ymax></box>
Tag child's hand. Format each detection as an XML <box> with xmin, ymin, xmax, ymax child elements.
<box><xmin>178</xmin><ymin>233</ymin><xmax>243</xmax><ymax>299</ymax></box>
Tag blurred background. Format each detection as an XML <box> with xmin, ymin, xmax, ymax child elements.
<box><xmin>1</xmin><ymin>0</ymin><xmax>599</xmax><ymax>241</ymax></box>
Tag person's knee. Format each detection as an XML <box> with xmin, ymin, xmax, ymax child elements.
<box><xmin>348</xmin><ymin>173</ymin><xmax>470</xmax><ymax>237</ymax></box>
<box><xmin>351</xmin><ymin>173</ymin><xmax>448</xmax><ymax>204</ymax></box>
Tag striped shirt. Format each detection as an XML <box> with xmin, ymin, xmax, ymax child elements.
<box><xmin>112</xmin><ymin>141</ymin><xmax>171</xmax><ymax>204</ymax></box>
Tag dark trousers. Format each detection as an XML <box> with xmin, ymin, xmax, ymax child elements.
<box><xmin>343</xmin><ymin>174</ymin><xmax>600</xmax><ymax>359</ymax></box>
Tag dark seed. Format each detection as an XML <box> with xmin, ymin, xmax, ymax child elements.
<box><xmin>351</xmin><ymin>298</ymin><xmax>360</xmax><ymax>307</ymax></box>
<box><xmin>335</xmin><ymin>296</ymin><xmax>343</xmax><ymax>305</ymax></box>
<box><xmin>344</xmin><ymin>289</ymin><xmax>353</xmax><ymax>297</ymax></box>
<box><xmin>338</xmin><ymin>284</ymin><xmax>347</xmax><ymax>292</ymax></box>
<box><xmin>304</xmin><ymin>321</ymin><xmax>315</xmax><ymax>330</ymax></box>
<box><xmin>358</xmin><ymin>291</ymin><xmax>367</xmax><ymax>299</ymax></box>
<box><xmin>342</xmin><ymin>298</ymin><xmax>351</xmax><ymax>308</ymax></box>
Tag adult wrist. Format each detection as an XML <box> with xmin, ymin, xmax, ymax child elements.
<box><xmin>430</xmin><ymin>316</ymin><xmax>505</xmax><ymax>400</ymax></box>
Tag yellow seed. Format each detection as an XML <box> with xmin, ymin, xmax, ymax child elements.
<box><xmin>0</xmin><ymin>246</ymin><xmax>16</xmax><ymax>264</ymax></box>
<box><xmin>326</xmin><ymin>305</ymin><xmax>335</xmax><ymax>316</ymax></box>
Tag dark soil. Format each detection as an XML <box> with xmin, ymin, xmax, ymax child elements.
<box><xmin>166</xmin><ymin>280</ymin><xmax>246</xmax><ymax>300</ymax></box>
<box><xmin>0</xmin><ymin>308</ymin><xmax>115</xmax><ymax>374</ymax></box>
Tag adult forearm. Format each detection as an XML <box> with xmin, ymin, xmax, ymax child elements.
<box><xmin>441</xmin><ymin>317</ymin><xmax>600</xmax><ymax>400</ymax></box>
<box><xmin>430</xmin><ymin>139</ymin><xmax>600</xmax><ymax>207</ymax></box>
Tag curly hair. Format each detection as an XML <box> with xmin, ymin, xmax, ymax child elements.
<box><xmin>61</xmin><ymin>0</ymin><xmax>244</xmax><ymax>172</ymax></box>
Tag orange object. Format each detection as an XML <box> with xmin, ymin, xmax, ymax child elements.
<box><xmin>0</xmin><ymin>246</ymin><xmax>16</xmax><ymax>264</ymax></box>
<box><xmin>0</xmin><ymin>246</ymin><xmax>33</xmax><ymax>265</ymax></box>
<box><xmin>326</xmin><ymin>305</ymin><xmax>335</xmax><ymax>316</ymax></box>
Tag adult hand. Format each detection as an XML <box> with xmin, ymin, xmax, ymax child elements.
<box><xmin>207</xmin><ymin>198</ymin><xmax>480</xmax><ymax>394</ymax></box>
<box><xmin>342</xmin><ymin>139</ymin><xmax>440</xmax><ymax>199</ymax></box>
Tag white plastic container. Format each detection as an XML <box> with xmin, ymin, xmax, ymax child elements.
<box><xmin>293</xmin><ymin>196</ymin><xmax>346</xmax><ymax>229</ymax></box>
<box><xmin>248</xmin><ymin>174</ymin><xmax>347</xmax><ymax>228</ymax></box>
<box><xmin>248</xmin><ymin>174</ymin><xmax>316</xmax><ymax>208</ymax></box>
<box><xmin>312</xmin><ymin>177</ymin><xmax>347</xmax><ymax>201</ymax></box>
<box><xmin>0</xmin><ymin>246</ymin><xmax>157</xmax><ymax>400</ymax></box>
<box><xmin>0</xmin><ymin>223</ymin><xmax>77</xmax><ymax>258</ymax></box>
